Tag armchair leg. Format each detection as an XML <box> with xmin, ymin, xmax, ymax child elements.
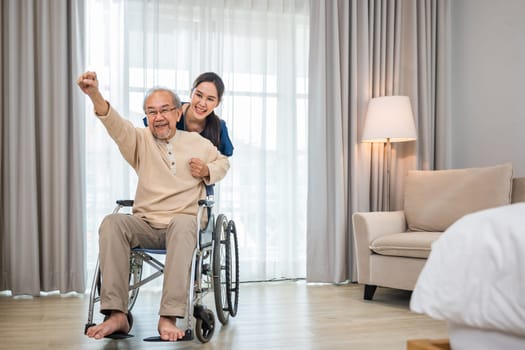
<box><xmin>364</xmin><ymin>284</ymin><xmax>377</xmax><ymax>300</ymax></box>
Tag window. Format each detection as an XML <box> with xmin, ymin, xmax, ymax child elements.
<box><xmin>84</xmin><ymin>0</ymin><xmax>309</xmax><ymax>285</ymax></box>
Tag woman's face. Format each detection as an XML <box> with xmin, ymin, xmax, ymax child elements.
<box><xmin>189</xmin><ymin>81</ymin><xmax>220</xmax><ymax>121</ymax></box>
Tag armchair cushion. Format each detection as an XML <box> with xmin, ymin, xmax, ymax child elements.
<box><xmin>370</xmin><ymin>232</ymin><xmax>442</xmax><ymax>259</ymax></box>
<box><xmin>404</xmin><ymin>163</ymin><xmax>513</xmax><ymax>232</ymax></box>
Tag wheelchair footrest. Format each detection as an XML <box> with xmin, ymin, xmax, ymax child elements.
<box><xmin>105</xmin><ymin>332</ymin><xmax>134</xmax><ymax>339</ymax></box>
<box><xmin>84</xmin><ymin>322</ymin><xmax>135</xmax><ymax>339</ymax></box>
<box><xmin>143</xmin><ymin>329</ymin><xmax>193</xmax><ymax>342</ymax></box>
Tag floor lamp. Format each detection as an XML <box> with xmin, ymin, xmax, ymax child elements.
<box><xmin>361</xmin><ymin>96</ymin><xmax>417</xmax><ymax>211</ymax></box>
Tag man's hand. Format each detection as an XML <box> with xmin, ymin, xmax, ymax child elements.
<box><xmin>77</xmin><ymin>71</ymin><xmax>109</xmax><ymax>115</ymax></box>
<box><xmin>189</xmin><ymin>158</ymin><xmax>210</xmax><ymax>178</ymax></box>
<box><xmin>77</xmin><ymin>71</ymin><xmax>99</xmax><ymax>96</ymax></box>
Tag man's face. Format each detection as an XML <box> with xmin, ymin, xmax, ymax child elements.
<box><xmin>145</xmin><ymin>91</ymin><xmax>181</xmax><ymax>140</ymax></box>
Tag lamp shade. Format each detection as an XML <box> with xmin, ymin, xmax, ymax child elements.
<box><xmin>361</xmin><ymin>95</ymin><xmax>417</xmax><ymax>143</ymax></box>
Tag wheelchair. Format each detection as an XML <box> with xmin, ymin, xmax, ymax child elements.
<box><xmin>84</xmin><ymin>188</ymin><xmax>239</xmax><ymax>343</ymax></box>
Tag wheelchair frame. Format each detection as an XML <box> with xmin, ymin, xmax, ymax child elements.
<box><xmin>84</xmin><ymin>195</ymin><xmax>239</xmax><ymax>343</ymax></box>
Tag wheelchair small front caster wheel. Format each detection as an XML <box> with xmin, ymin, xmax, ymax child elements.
<box><xmin>195</xmin><ymin>308</ymin><xmax>215</xmax><ymax>343</ymax></box>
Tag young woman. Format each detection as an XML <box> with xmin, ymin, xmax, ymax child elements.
<box><xmin>178</xmin><ymin>72</ymin><xmax>234</xmax><ymax>156</ymax></box>
<box><xmin>145</xmin><ymin>72</ymin><xmax>234</xmax><ymax>156</ymax></box>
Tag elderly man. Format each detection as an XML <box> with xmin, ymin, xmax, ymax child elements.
<box><xmin>77</xmin><ymin>71</ymin><xmax>229</xmax><ymax>341</ymax></box>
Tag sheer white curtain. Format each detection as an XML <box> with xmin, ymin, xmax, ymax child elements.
<box><xmin>84</xmin><ymin>0</ymin><xmax>309</xmax><ymax>285</ymax></box>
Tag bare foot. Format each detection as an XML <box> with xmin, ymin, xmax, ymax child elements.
<box><xmin>158</xmin><ymin>316</ymin><xmax>185</xmax><ymax>341</ymax></box>
<box><xmin>86</xmin><ymin>311</ymin><xmax>130</xmax><ymax>339</ymax></box>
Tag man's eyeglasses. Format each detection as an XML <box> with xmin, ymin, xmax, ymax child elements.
<box><xmin>145</xmin><ymin>106</ymin><xmax>177</xmax><ymax>118</ymax></box>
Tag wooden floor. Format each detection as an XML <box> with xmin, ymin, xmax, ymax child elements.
<box><xmin>0</xmin><ymin>281</ymin><xmax>448</xmax><ymax>350</ymax></box>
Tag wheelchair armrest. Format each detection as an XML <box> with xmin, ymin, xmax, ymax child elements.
<box><xmin>116</xmin><ymin>200</ymin><xmax>134</xmax><ymax>207</ymax></box>
<box><xmin>198</xmin><ymin>198</ymin><xmax>214</xmax><ymax>207</ymax></box>
<box><xmin>118</xmin><ymin>198</ymin><xmax>210</xmax><ymax>208</ymax></box>
<box><xmin>197</xmin><ymin>185</ymin><xmax>215</xmax><ymax>208</ymax></box>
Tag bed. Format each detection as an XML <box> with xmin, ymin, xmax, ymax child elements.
<box><xmin>409</xmin><ymin>202</ymin><xmax>525</xmax><ymax>350</ymax></box>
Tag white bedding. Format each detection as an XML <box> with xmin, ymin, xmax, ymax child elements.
<box><xmin>448</xmin><ymin>322</ymin><xmax>525</xmax><ymax>350</ymax></box>
<box><xmin>410</xmin><ymin>202</ymin><xmax>525</xmax><ymax>337</ymax></box>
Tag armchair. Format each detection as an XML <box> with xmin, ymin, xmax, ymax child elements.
<box><xmin>352</xmin><ymin>163</ymin><xmax>524</xmax><ymax>300</ymax></box>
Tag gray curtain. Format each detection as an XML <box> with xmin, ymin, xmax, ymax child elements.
<box><xmin>307</xmin><ymin>0</ymin><xmax>449</xmax><ymax>283</ymax></box>
<box><xmin>0</xmin><ymin>0</ymin><xmax>85</xmax><ymax>295</ymax></box>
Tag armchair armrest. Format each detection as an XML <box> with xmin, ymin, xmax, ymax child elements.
<box><xmin>352</xmin><ymin>211</ymin><xmax>407</xmax><ymax>242</ymax></box>
<box><xmin>352</xmin><ymin>211</ymin><xmax>407</xmax><ymax>284</ymax></box>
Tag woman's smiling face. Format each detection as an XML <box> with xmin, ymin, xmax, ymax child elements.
<box><xmin>189</xmin><ymin>81</ymin><xmax>220</xmax><ymax>121</ymax></box>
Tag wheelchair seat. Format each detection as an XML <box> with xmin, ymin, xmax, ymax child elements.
<box><xmin>84</xmin><ymin>187</ymin><xmax>239</xmax><ymax>343</ymax></box>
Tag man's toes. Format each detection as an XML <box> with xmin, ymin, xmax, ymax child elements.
<box><xmin>86</xmin><ymin>325</ymin><xmax>99</xmax><ymax>337</ymax></box>
<box><xmin>93</xmin><ymin>331</ymin><xmax>105</xmax><ymax>340</ymax></box>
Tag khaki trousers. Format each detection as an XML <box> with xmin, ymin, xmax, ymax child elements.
<box><xmin>98</xmin><ymin>213</ymin><xmax>197</xmax><ymax>317</ymax></box>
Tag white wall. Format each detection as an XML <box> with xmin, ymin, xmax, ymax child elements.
<box><xmin>450</xmin><ymin>0</ymin><xmax>525</xmax><ymax>176</ymax></box>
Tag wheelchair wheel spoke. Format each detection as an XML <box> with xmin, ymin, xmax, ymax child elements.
<box><xmin>128</xmin><ymin>252</ymin><xmax>143</xmax><ymax>312</ymax></box>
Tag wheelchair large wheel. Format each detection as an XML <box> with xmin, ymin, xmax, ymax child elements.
<box><xmin>128</xmin><ymin>252</ymin><xmax>143</xmax><ymax>311</ymax></box>
<box><xmin>213</xmin><ymin>214</ymin><xmax>231</xmax><ymax>325</ymax></box>
<box><xmin>92</xmin><ymin>253</ymin><xmax>143</xmax><ymax>312</ymax></box>
<box><xmin>226</xmin><ymin>220</ymin><xmax>239</xmax><ymax>317</ymax></box>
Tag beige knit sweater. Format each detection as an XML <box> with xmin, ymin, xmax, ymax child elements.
<box><xmin>98</xmin><ymin>106</ymin><xmax>230</xmax><ymax>228</ymax></box>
